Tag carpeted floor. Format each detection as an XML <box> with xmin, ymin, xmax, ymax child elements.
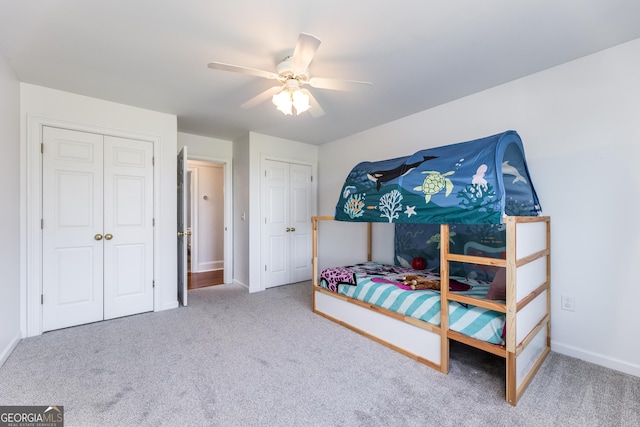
<box><xmin>1</xmin><ymin>282</ymin><xmax>638</xmax><ymax>426</ymax></box>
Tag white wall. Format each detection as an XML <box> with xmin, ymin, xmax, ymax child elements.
<box><xmin>177</xmin><ymin>132</ymin><xmax>232</xmax><ymax>159</ymax></box>
<box><xmin>188</xmin><ymin>161</ymin><xmax>224</xmax><ymax>271</ymax></box>
<box><xmin>20</xmin><ymin>84</ymin><xmax>178</xmax><ymax>336</ymax></box>
<box><xmin>0</xmin><ymin>54</ymin><xmax>21</xmax><ymax>367</ymax></box>
<box><xmin>233</xmin><ymin>132</ymin><xmax>318</xmax><ymax>293</ymax></box>
<box><xmin>232</xmin><ymin>133</ymin><xmax>250</xmax><ymax>288</ymax></box>
<box><xmin>319</xmin><ymin>38</ymin><xmax>640</xmax><ymax>377</ymax></box>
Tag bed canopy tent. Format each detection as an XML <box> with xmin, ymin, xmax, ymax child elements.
<box><xmin>334</xmin><ymin>130</ymin><xmax>542</xmax><ymax>224</ymax></box>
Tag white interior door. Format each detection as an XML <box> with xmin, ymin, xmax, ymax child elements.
<box><xmin>177</xmin><ymin>147</ymin><xmax>188</xmax><ymax>306</ymax></box>
<box><xmin>103</xmin><ymin>136</ymin><xmax>154</xmax><ymax>319</ymax></box>
<box><xmin>263</xmin><ymin>160</ymin><xmax>312</xmax><ymax>288</ymax></box>
<box><xmin>264</xmin><ymin>160</ymin><xmax>290</xmax><ymax>288</ymax></box>
<box><xmin>42</xmin><ymin>127</ymin><xmax>154</xmax><ymax>332</ymax></box>
<box><xmin>42</xmin><ymin>127</ymin><xmax>104</xmax><ymax>331</ymax></box>
<box><xmin>289</xmin><ymin>163</ymin><xmax>312</xmax><ymax>283</ymax></box>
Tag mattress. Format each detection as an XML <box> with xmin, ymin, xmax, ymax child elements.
<box><xmin>319</xmin><ymin>262</ymin><xmax>505</xmax><ymax>345</ymax></box>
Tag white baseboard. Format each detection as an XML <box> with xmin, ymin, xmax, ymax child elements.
<box><xmin>158</xmin><ymin>300</ymin><xmax>179</xmax><ymax>311</ymax></box>
<box><xmin>233</xmin><ymin>279</ymin><xmax>249</xmax><ymax>290</ymax></box>
<box><xmin>551</xmin><ymin>340</ymin><xmax>640</xmax><ymax>378</ymax></box>
<box><xmin>0</xmin><ymin>331</ymin><xmax>21</xmax><ymax>368</ymax></box>
<box><xmin>195</xmin><ymin>260</ymin><xmax>223</xmax><ymax>273</ymax></box>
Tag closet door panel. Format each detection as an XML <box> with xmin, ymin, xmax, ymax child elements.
<box><xmin>289</xmin><ymin>163</ymin><xmax>312</xmax><ymax>283</ymax></box>
<box><xmin>103</xmin><ymin>136</ymin><xmax>154</xmax><ymax>319</ymax></box>
<box><xmin>264</xmin><ymin>160</ymin><xmax>290</xmax><ymax>288</ymax></box>
<box><xmin>42</xmin><ymin>127</ymin><xmax>104</xmax><ymax>331</ymax></box>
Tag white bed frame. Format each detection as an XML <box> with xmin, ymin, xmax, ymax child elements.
<box><xmin>311</xmin><ymin>215</ymin><xmax>551</xmax><ymax>406</ymax></box>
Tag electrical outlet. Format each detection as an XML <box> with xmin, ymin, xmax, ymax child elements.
<box><xmin>561</xmin><ymin>295</ymin><xmax>575</xmax><ymax>312</ymax></box>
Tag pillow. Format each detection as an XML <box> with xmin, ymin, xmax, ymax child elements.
<box><xmin>486</xmin><ymin>268</ymin><xmax>506</xmax><ymax>300</ymax></box>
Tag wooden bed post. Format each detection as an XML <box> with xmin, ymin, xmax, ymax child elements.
<box><xmin>505</xmin><ymin>216</ymin><xmax>518</xmax><ymax>405</ymax></box>
<box><xmin>546</xmin><ymin>218</ymin><xmax>552</xmax><ymax>349</ymax></box>
<box><xmin>311</xmin><ymin>215</ymin><xmax>335</xmax><ymax>288</ymax></box>
<box><xmin>312</xmin><ymin>216</ymin><xmax>319</xmax><ymax>312</ymax></box>
<box><xmin>312</xmin><ymin>217</ymin><xmax>319</xmax><ymax>288</ymax></box>
<box><xmin>366</xmin><ymin>222</ymin><xmax>372</xmax><ymax>262</ymax></box>
<box><xmin>439</xmin><ymin>223</ymin><xmax>450</xmax><ymax>374</ymax></box>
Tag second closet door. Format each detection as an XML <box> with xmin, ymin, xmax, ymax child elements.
<box><xmin>263</xmin><ymin>160</ymin><xmax>312</xmax><ymax>288</ymax></box>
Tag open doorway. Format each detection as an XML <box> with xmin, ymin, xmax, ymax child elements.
<box><xmin>187</xmin><ymin>160</ymin><xmax>225</xmax><ymax>289</ymax></box>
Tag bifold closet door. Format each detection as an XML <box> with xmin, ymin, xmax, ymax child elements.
<box><xmin>288</xmin><ymin>163</ymin><xmax>313</xmax><ymax>283</ymax></box>
<box><xmin>42</xmin><ymin>127</ymin><xmax>105</xmax><ymax>331</ymax></box>
<box><xmin>102</xmin><ymin>135</ymin><xmax>154</xmax><ymax>320</ymax></box>
<box><xmin>42</xmin><ymin>127</ymin><xmax>154</xmax><ymax>332</ymax></box>
<box><xmin>263</xmin><ymin>160</ymin><xmax>312</xmax><ymax>288</ymax></box>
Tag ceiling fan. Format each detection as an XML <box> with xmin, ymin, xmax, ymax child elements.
<box><xmin>208</xmin><ymin>33</ymin><xmax>372</xmax><ymax>117</ymax></box>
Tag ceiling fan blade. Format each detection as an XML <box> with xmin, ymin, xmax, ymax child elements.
<box><xmin>240</xmin><ymin>85</ymin><xmax>284</xmax><ymax>109</ymax></box>
<box><xmin>208</xmin><ymin>62</ymin><xmax>279</xmax><ymax>80</ymax></box>
<box><xmin>301</xmin><ymin>89</ymin><xmax>325</xmax><ymax>118</ymax></box>
<box><xmin>290</xmin><ymin>33</ymin><xmax>321</xmax><ymax>75</ymax></box>
<box><xmin>308</xmin><ymin>77</ymin><xmax>373</xmax><ymax>93</ymax></box>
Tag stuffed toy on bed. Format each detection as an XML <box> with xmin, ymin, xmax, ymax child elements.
<box><xmin>402</xmin><ymin>275</ymin><xmax>441</xmax><ymax>291</ymax></box>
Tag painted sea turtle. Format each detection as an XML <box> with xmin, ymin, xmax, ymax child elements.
<box><xmin>426</xmin><ymin>232</ymin><xmax>456</xmax><ymax>248</ymax></box>
<box><xmin>413</xmin><ymin>170</ymin><xmax>455</xmax><ymax>203</ymax></box>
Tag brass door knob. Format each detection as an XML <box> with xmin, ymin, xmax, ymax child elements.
<box><xmin>104</xmin><ymin>233</ymin><xmax>113</xmax><ymax>240</ymax></box>
<box><xmin>94</xmin><ymin>234</ymin><xmax>103</xmax><ymax>241</ymax></box>
<box><xmin>290</xmin><ymin>227</ymin><xmax>296</xmax><ymax>232</ymax></box>
<box><xmin>178</xmin><ymin>228</ymin><xmax>192</xmax><ymax>237</ymax></box>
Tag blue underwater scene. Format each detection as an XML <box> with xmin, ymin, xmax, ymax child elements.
<box><xmin>334</xmin><ymin>131</ymin><xmax>541</xmax><ymax>225</ymax></box>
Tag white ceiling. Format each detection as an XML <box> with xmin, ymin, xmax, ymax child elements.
<box><xmin>1</xmin><ymin>0</ymin><xmax>639</xmax><ymax>145</ymax></box>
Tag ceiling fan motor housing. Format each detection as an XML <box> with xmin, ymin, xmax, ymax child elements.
<box><xmin>277</xmin><ymin>56</ymin><xmax>309</xmax><ymax>83</ymax></box>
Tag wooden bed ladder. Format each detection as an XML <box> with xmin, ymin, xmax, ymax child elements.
<box><xmin>440</xmin><ymin>216</ymin><xmax>551</xmax><ymax>405</ymax></box>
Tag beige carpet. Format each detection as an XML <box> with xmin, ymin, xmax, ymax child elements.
<box><xmin>1</xmin><ymin>282</ymin><xmax>638</xmax><ymax>426</ymax></box>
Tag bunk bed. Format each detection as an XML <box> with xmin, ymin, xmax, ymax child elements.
<box><xmin>311</xmin><ymin>131</ymin><xmax>550</xmax><ymax>406</ymax></box>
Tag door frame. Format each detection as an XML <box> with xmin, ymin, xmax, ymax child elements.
<box><xmin>184</xmin><ymin>154</ymin><xmax>233</xmax><ymax>285</ymax></box>
<box><xmin>23</xmin><ymin>115</ymin><xmax>161</xmax><ymax>337</ymax></box>
<box><xmin>259</xmin><ymin>155</ymin><xmax>317</xmax><ymax>291</ymax></box>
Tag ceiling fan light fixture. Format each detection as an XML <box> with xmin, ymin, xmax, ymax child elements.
<box><xmin>292</xmin><ymin>89</ymin><xmax>310</xmax><ymax>114</ymax></box>
<box><xmin>209</xmin><ymin>33</ymin><xmax>371</xmax><ymax>119</ymax></box>
<box><xmin>272</xmin><ymin>90</ymin><xmax>293</xmax><ymax>115</ymax></box>
<box><xmin>272</xmin><ymin>86</ymin><xmax>310</xmax><ymax>116</ymax></box>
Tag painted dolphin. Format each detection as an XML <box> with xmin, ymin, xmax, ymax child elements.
<box><xmin>502</xmin><ymin>161</ymin><xmax>527</xmax><ymax>184</ymax></box>
<box><xmin>367</xmin><ymin>155</ymin><xmax>438</xmax><ymax>191</ymax></box>
<box><xmin>342</xmin><ymin>185</ymin><xmax>357</xmax><ymax>198</ymax></box>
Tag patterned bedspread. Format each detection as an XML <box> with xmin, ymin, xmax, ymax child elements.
<box><xmin>319</xmin><ymin>263</ymin><xmax>417</xmax><ymax>292</ymax></box>
<box><xmin>319</xmin><ymin>262</ymin><xmax>505</xmax><ymax>345</ymax></box>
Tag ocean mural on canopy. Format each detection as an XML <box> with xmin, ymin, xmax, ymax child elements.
<box><xmin>334</xmin><ymin>131</ymin><xmax>542</xmax><ymax>224</ymax></box>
